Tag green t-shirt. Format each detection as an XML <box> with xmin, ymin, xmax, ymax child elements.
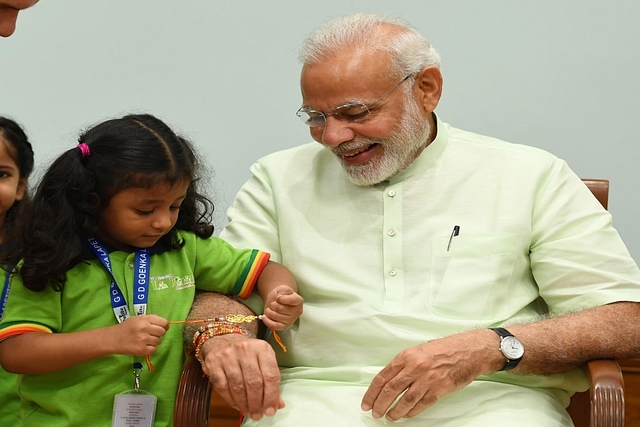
<box><xmin>0</xmin><ymin>231</ymin><xmax>269</xmax><ymax>427</ymax></box>
<box><xmin>0</xmin><ymin>367</ymin><xmax>20</xmax><ymax>427</ymax></box>
<box><xmin>0</xmin><ymin>265</ymin><xmax>20</xmax><ymax>427</ymax></box>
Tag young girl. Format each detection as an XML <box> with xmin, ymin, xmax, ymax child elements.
<box><xmin>0</xmin><ymin>113</ymin><xmax>302</xmax><ymax>427</ymax></box>
<box><xmin>0</xmin><ymin>117</ymin><xmax>34</xmax><ymax>427</ymax></box>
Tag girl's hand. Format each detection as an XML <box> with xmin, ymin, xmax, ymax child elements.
<box><xmin>114</xmin><ymin>314</ymin><xmax>169</xmax><ymax>356</ymax></box>
<box><xmin>262</xmin><ymin>285</ymin><xmax>303</xmax><ymax>331</ymax></box>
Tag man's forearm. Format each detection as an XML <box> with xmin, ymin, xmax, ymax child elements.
<box><xmin>189</xmin><ymin>292</ymin><xmax>283</xmax><ymax>420</ymax></box>
<box><xmin>508</xmin><ymin>301</ymin><xmax>640</xmax><ymax>374</ymax></box>
<box><xmin>184</xmin><ymin>291</ymin><xmax>260</xmax><ymax>347</ymax></box>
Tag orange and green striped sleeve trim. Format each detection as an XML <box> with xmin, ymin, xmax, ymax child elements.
<box><xmin>232</xmin><ymin>250</ymin><xmax>270</xmax><ymax>299</ymax></box>
<box><xmin>0</xmin><ymin>322</ymin><xmax>53</xmax><ymax>342</ymax></box>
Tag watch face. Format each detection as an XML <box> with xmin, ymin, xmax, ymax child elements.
<box><xmin>501</xmin><ymin>336</ymin><xmax>525</xmax><ymax>359</ymax></box>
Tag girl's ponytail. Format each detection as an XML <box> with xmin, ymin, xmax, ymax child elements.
<box><xmin>11</xmin><ymin>113</ymin><xmax>216</xmax><ymax>292</ymax></box>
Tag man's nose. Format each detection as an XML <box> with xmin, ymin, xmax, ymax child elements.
<box><xmin>317</xmin><ymin>116</ymin><xmax>355</xmax><ymax>148</ymax></box>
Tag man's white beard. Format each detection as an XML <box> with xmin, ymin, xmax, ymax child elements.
<box><xmin>334</xmin><ymin>97</ymin><xmax>432</xmax><ymax>186</ymax></box>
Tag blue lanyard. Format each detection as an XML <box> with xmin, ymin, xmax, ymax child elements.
<box><xmin>0</xmin><ymin>267</ymin><xmax>11</xmax><ymax>320</ymax></box>
<box><xmin>87</xmin><ymin>238</ymin><xmax>149</xmax><ymax>323</ymax></box>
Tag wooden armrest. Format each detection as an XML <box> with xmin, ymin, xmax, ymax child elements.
<box><xmin>171</xmin><ymin>356</ymin><xmax>625</xmax><ymax>427</ymax></box>
<box><xmin>586</xmin><ymin>359</ymin><xmax>625</xmax><ymax>427</ymax></box>
<box><xmin>173</xmin><ymin>352</ymin><xmax>212</xmax><ymax>427</ymax></box>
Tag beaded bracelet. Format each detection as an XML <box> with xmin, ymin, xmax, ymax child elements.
<box><xmin>192</xmin><ymin>322</ymin><xmax>225</xmax><ymax>346</ymax></box>
<box><xmin>192</xmin><ymin>321</ymin><xmax>247</xmax><ymax>350</ymax></box>
<box><xmin>193</xmin><ymin>322</ymin><xmax>249</xmax><ymax>362</ymax></box>
<box><xmin>183</xmin><ymin>314</ymin><xmax>288</xmax><ymax>361</ymax></box>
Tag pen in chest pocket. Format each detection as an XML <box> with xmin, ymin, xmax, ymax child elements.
<box><xmin>447</xmin><ymin>225</ymin><xmax>460</xmax><ymax>251</ymax></box>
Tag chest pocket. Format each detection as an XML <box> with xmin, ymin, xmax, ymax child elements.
<box><xmin>429</xmin><ymin>233</ymin><xmax>519</xmax><ymax>320</ymax></box>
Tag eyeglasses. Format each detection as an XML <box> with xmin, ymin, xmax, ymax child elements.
<box><xmin>296</xmin><ymin>74</ymin><xmax>413</xmax><ymax>128</ymax></box>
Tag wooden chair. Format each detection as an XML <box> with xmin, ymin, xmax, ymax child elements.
<box><xmin>568</xmin><ymin>359</ymin><xmax>625</xmax><ymax>427</ymax></box>
<box><xmin>582</xmin><ymin>178</ymin><xmax>609</xmax><ymax>210</ymax></box>
<box><xmin>564</xmin><ymin>179</ymin><xmax>625</xmax><ymax>427</ymax></box>
<box><xmin>173</xmin><ymin>178</ymin><xmax>626</xmax><ymax>427</ymax></box>
<box><xmin>174</xmin><ymin>352</ymin><xmax>215</xmax><ymax>427</ymax></box>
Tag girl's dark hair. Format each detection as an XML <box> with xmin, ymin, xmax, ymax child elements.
<box><xmin>2</xmin><ymin>113</ymin><xmax>215</xmax><ymax>292</ymax></box>
<box><xmin>0</xmin><ymin>117</ymin><xmax>35</xmax><ymax>239</ymax></box>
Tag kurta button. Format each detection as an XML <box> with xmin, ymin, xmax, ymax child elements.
<box><xmin>387</xmin><ymin>190</ymin><xmax>396</xmax><ymax>197</ymax></box>
<box><xmin>388</xmin><ymin>269</ymin><xmax>397</xmax><ymax>276</ymax></box>
<box><xmin>128</xmin><ymin>262</ymin><xmax>134</xmax><ymax>268</ymax></box>
<box><xmin>387</xmin><ymin>229</ymin><xmax>396</xmax><ymax>236</ymax></box>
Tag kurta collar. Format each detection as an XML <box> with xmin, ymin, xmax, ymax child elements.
<box><xmin>386</xmin><ymin>112</ymin><xmax>448</xmax><ymax>185</ymax></box>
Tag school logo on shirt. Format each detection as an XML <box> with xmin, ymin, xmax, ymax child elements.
<box><xmin>174</xmin><ymin>275</ymin><xmax>195</xmax><ymax>290</ymax></box>
<box><xmin>151</xmin><ymin>275</ymin><xmax>171</xmax><ymax>290</ymax></box>
<box><xmin>150</xmin><ymin>274</ymin><xmax>195</xmax><ymax>291</ymax></box>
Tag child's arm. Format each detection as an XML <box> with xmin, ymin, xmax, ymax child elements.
<box><xmin>0</xmin><ymin>314</ymin><xmax>168</xmax><ymax>375</ymax></box>
<box><xmin>255</xmin><ymin>261</ymin><xmax>302</xmax><ymax>331</ymax></box>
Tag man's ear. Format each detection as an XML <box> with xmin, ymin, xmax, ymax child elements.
<box><xmin>413</xmin><ymin>66</ymin><xmax>443</xmax><ymax>114</ymax></box>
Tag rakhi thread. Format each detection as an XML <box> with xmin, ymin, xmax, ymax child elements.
<box><xmin>169</xmin><ymin>314</ymin><xmax>263</xmax><ymax>325</ymax></box>
<box><xmin>172</xmin><ymin>314</ymin><xmax>286</xmax><ymax>352</ymax></box>
<box><xmin>145</xmin><ymin>355</ymin><xmax>154</xmax><ymax>372</ymax></box>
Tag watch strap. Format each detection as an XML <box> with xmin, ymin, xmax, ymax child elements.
<box><xmin>491</xmin><ymin>327</ymin><xmax>512</xmax><ymax>338</ymax></box>
<box><xmin>501</xmin><ymin>355</ymin><xmax>521</xmax><ymax>371</ymax></box>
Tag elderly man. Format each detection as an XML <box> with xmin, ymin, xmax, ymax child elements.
<box><xmin>0</xmin><ymin>0</ymin><xmax>38</xmax><ymax>37</ymax></box>
<box><xmin>191</xmin><ymin>13</ymin><xmax>640</xmax><ymax>426</ymax></box>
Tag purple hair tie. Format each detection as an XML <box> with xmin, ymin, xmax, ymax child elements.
<box><xmin>77</xmin><ymin>143</ymin><xmax>91</xmax><ymax>158</ymax></box>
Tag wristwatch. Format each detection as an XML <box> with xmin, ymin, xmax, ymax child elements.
<box><xmin>490</xmin><ymin>327</ymin><xmax>525</xmax><ymax>371</ymax></box>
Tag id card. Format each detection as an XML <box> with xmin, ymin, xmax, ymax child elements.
<box><xmin>112</xmin><ymin>391</ymin><xmax>157</xmax><ymax>427</ymax></box>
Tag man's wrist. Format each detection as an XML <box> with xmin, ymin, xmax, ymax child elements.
<box><xmin>199</xmin><ymin>330</ymin><xmax>256</xmax><ymax>362</ymax></box>
<box><xmin>489</xmin><ymin>327</ymin><xmax>525</xmax><ymax>371</ymax></box>
<box><xmin>193</xmin><ymin>322</ymin><xmax>256</xmax><ymax>362</ymax></box>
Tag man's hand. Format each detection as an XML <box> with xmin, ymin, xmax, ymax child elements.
<box><xmin>361</xmin><ymin>330</ymin><xmax>501</xmax><ymax>421</ymax></box>
<box><xmin>200</xmin><ymin>333</ymin><xmax>285</xmax><ymax>421</ymax></box>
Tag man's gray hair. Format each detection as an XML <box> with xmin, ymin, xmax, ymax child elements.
<box><xmin>298</xmin><ymin>13</ymin><xmax>441</xmax><ymax>78</ymax></box>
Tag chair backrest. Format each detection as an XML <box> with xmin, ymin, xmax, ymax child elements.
<box><xmin>581</xmin><ymin>179</ymin><xmax>609</xmax><ymax>210</ymax></box>
<box><xmin>567</xmin><ymin>179</ymin><xmax>625</xmax><ymax>427</ymax></box>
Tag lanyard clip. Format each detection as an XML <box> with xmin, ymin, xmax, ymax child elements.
<box><xmin>133</xmin><ymin>362</ymin><xmax>143</xmax><ymax>392</ymax></box>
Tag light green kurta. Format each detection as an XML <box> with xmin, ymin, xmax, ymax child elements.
<box><xmin>221</xmin><ymin>115</ymin><xmax>640</xmax><ymax>426</ymax></box>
